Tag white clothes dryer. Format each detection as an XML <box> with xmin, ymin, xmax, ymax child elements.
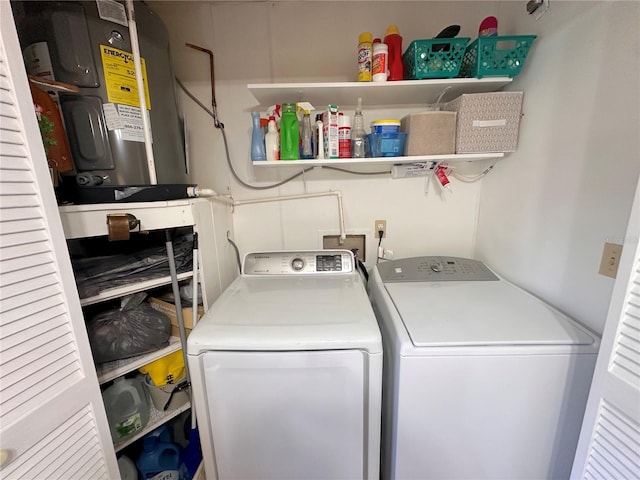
<box><xmin>188</xmin><ymin>250</ymin><xmax>382</xmax><ymax>480</ymax></box>
<box><xmin>368</xmin><ymin>256</ymin><xmax>600</xmax><ymax>480</ymax></box>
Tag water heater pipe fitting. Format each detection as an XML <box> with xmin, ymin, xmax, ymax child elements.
<box><xmin>186</xmin><ymin>186</ymin><xmax>235</xmax><ymax>205</ymax></box>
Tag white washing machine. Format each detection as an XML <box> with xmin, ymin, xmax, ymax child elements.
<box><xmin>188</xmin><ymin>250</ymin><xmax>382</xmax><ymax>480</ymax></box>
<box><xmin>368</xmin><ymin>256</ymin><xmax>600</xmax><ymax>480</ymax></box>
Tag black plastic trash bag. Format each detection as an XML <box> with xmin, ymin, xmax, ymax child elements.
<box><xmin>88</xmin><ymin>293</ymin><xmax>171</xmax><ymax>363</ymax></box>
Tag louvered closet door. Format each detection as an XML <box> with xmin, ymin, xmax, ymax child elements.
<box><xmin>0</xmin><ymin>5</ymin><xmax>119</xmax><ymax>479</ymax></box>
<box><xmin>571</xmin><ymin>182</ymin><xmax>640</xmax><ymax>479</ymax></box>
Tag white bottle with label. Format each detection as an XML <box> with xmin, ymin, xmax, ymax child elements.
<box><xmin>338</xmin><ymin>114</ymin><xmax>352</xmax><ymax>158</ymax></box>
<box><xmin>265</xmin><ymin>116</ymin><xmax>280</xmax><ymax>161</ymax></box>
<box><xmin>372</xmin><ymin>41</ymin><xmax>388</xmax><ymax>82</ymax></box>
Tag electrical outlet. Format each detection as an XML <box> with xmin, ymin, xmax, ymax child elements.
<box><xmin>375</xmin><ymin>219</ymin><xmax>387</xmax><ymax>238</ymax></box>
<box><xmin>323</xmin><ymin>234</ymin><xmax>366</xmax><ymax>262</ymax></box>
<box><xmin>599</xmin><ymin>242</ymin><xmax>623</xmax><ymax>279</ymax></box>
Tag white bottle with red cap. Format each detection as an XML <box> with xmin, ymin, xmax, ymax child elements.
<box><xmin>265</xmin><ymin>116</ymin><xmax>279</xmax><ymax>161</ymax></box>
<box><xmin>372</xmin><ymin>38</ymin><xmax>388</xmax><ymax>82</ymax></box>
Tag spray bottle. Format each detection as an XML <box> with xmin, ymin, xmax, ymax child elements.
<box><xmin>265</xmin><ymin>116</ymin><xmax>279</xmax><ymax>161</ymax></box>
<box><xmin>297</xmin><ymin>102</ymin><xmax>315</xmax><ymax>159</ymax></box>
<box><xmin>250</xmin><ymin>111</ymin><xmax>266</xmax><ymax>161</ymax></box>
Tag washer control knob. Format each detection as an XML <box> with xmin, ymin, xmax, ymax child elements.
<box><xmin>430</xmin><ymin>262</ymin><xmax>443</xmax><ymax>273</ymax></box>
<box><xmin>291</xmin><ymin>257</ymin><xmax>305</xmax><ymax>271</ymax></box>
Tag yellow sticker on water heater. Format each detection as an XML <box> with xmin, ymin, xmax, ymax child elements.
<box><xmin>100</xmin><ymin>45</ymin><xmax>151</xmax><ymax>109</ymax></box>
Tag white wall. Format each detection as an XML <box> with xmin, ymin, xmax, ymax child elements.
<box><xmin>152</xmin><ymin>1</ymin><xmax>640</xmax><ymax>334</ymax></box>
<box><xmin>475</xmin><ymin>1</ymin><xmax>640</xmax><ymax>334</ymax></box>
<box><xmin>152</xmin><ymin>1</ymin><xmax>504</xmax><ymax>267</ymax></box>
<box><xmin>151</xmin><ymin>2</ymin><xmax>240</xmax><ymax>299</ymax></box>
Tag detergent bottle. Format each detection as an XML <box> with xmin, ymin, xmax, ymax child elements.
<box><xmin>280</xmin><ymin>103</ymin><xmax>299</xmax><ymax>160</ymax></box>
<box><xmin>136</xmin><ymin>435</ymin><xmax>180</xmax><ymax>480</ymax></box>
<box><xmin>384</xmin><ymin>25</ymin><xmax>404</xmax><ymax>81</ymax></box>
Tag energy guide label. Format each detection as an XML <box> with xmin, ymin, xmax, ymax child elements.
<box><xmin>100</xmin><ymin>45</ymin><xmax>151</xmax><ymax>109</ymax></box>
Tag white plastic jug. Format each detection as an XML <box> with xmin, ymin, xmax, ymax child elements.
<box><xmin>103</xmin><ymin>376</ymin><xmax>150</xmax><ymax>443</ymax></box>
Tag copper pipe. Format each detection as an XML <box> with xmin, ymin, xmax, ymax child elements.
<box><xmin>185</xmin><ymin>42</ymin><xmax>221</xmax><ymax>127</ymax></box>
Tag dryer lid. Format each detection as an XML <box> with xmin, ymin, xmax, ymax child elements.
<box><xmin>384</xmin><ymin>280</ymin><xmax>597</xmax><ymax>347</ymax></box>
<box><xmin>187</xmin><ymin>274</ymin><xmax>382</xmax><ymax>354</ymax></box>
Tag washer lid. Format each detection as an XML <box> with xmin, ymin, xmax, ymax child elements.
<box><xmin>384</xmin><ymin>280</ymin><xmax>596</xmax><ymax>347</ymax></box>
<box><xmin>188</xmin><ymin>274</ymin><xmax>382</xmax><ymax>354</ymax></box>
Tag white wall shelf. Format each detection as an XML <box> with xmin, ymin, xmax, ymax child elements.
<box><xmin>96</xmin><ymin>336</ymin><xmax>183</xmax><ymax>385</ymax></box>
<box><xmin>248</xmin><ymin>78</ymin><xmax>512</xmax><ymax>107</ymax></box>
<box><xmin>56</xmin><ymin>200</ymin><xmax>212</xmax><ymax>462</ymax></box>
<box><xmin>252</xmin><ymin>153</ymin><xmax>504</xmax><ymax>168</ymax></box>
<box><xmin>59</xmin><ymin>200</ymin><xmax>195</xmax><ymax>240</ymax></box>
<box><xmin>114</xmin><ymin>400</ymin><xmax>191</xmax><ymax>452</ymax></box>
<box><xmin>79</xmin><ymin>271</ymin><xmax>192</xmax><ymax>307</ymax></box>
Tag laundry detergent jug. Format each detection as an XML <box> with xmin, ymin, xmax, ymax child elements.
<box><xmin>137</xmin><ymin>435</ymin><xmax>181</xmax><ymax>480</ymax></box>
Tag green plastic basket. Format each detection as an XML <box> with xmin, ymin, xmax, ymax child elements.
<box><xmin>403</xmin><ymin>37</ymin><xmax>471</xmax><ymax>79</ymax></box>
<box><xmin>459</xmin><ymin>35</ymin><xmax>536</xmax><ymax>78</ymax></box>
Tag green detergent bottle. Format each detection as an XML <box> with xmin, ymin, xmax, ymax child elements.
<box><xmin>280</xmin><ymin>103</ymin><xmax>299</xmax><ymax>160</ymax></box>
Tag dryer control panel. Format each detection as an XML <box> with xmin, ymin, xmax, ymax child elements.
<box><xmin>243</xmin><ymin>250</ymin><xmax>354</xmax><ymax>275</ymax></box>
<box><xmin>377</xmin><ymin>256</ymin><xmax>499</xmax><ymax>283</ymax></box>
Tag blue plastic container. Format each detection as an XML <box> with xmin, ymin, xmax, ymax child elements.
<box><xmin>137</xmin><ymin>436</ymin><xmax>180</xmax><ymax>480</ymax></box>
<box><xmin>366</xmin><ymin>132</ymin><xmax>407</xmax><ymax>158</ymax></box>
<box><xmin>370</xmin><ymin>120</ymin><xmax>401</xmax><ymax>135</ymax></box>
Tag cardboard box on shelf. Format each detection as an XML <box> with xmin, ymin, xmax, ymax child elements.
<box><xmin>322</xmin><ymin>105</ymin><xmax>339</xmax><ymax>159</ymax></box>
<box><xmin>400</xmin><ymin>111</ymin><xmax>456</xmax><ymax>155</ymax></box>
<box><xmin>148</xmin><ymin>297</ymin><xmax>204</xmax><ymax>337</ymax></box>
<box><xmin>443</xmin><ymin>91</ymin><xmax>524</xmax><ymax>153</ymax></box>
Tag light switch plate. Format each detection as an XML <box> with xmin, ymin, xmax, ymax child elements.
<box><xmin>599</xmin><ymin>242</ymin><xmax>623</xmax><ymax>278</ymax></box>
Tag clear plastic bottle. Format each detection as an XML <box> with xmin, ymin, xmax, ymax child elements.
<box><xmin>351</xmin><ymin>97</ymin><xmax>366</xmax><ymax>158</ymax></box>
<box><xmin>300</xmin><ymin>110</ymin><xmax>314</xmax><ymax>159</ymax></box>
<box><xmin>265</xmin><ymin>116</ymin><xmax>279</xmax><ymax>161</ymax></box>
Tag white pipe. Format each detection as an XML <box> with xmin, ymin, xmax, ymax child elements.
<box><xmin>126</xmin><ymin>0</ymin><xmax>157</xmax><ymax>184</ymax></box>
<box><xmin>233</xmin><ymin>191</ymin><xmax>347</xmax><ymax>243</ymax></box>
<box><xmin>187</xmin><ymin>187</ymin><xmax>347</xmax><ymax>243</ymax></box>
<box><xmin>187</xmin><ymin>186</ymin><xmax>235</xmax><ymax>205</ymax></box>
